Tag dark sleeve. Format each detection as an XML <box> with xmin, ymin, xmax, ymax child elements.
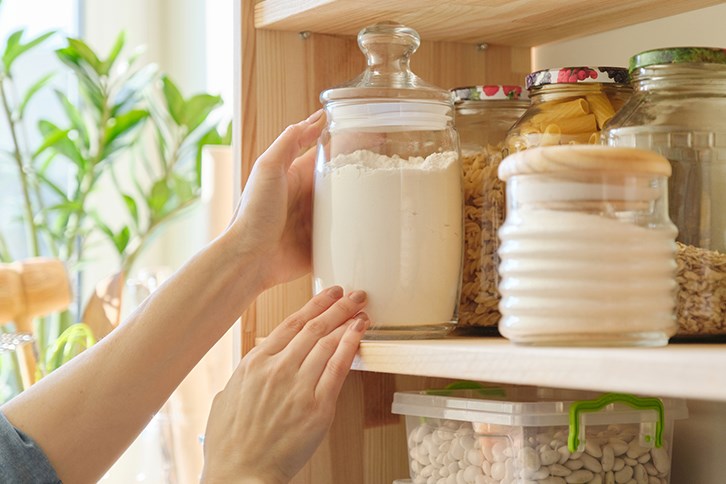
<box><xmin>0</xmin><ymin>411</ymin><xmax>62</xmax><ymax>483</ymax></box>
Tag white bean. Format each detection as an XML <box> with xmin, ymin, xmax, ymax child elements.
<box><xmin>565</xmin><ymin>469</ymin><xmax>594</xmax><ymax>483</ymax></box>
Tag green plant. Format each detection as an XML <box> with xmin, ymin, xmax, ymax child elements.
<box><xmin>0</xmin><ymin>23</ymin><xmax>230</xmax><ymax>387</ymax></box>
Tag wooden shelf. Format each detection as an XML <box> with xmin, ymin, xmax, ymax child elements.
<box><xmin>352</xmin><ymin>338</ymin><xmax>726</xmax><ymax>401</ymax></box>
<box><xmin>254</xmin><ymin>0</ymin><xmax>723</xmax><ymax>46</ymax></box>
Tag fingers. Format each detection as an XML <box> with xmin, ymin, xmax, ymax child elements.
<box><xmin>260</xmin><ymin>286</ymin><xmax>344</xmax><ymax>355</ymax></box>
<box><xmin>297</xmin><ymin>312</ymin><xmax>369</xmax><ymax>387</ymax></box>
<box><xmin>315</xmin><ymin>315</ymin><xmax>369</xmax><ymax>403</ymax></box>
<box><xmin>282</xmin><ymin>290</ymin><xmax>367</xmax><ymax>367</ymax></box>
<box><xmin>257</xmin><ymin>110</ymin><xmax>326</xmax><ymax>174</ymax></box>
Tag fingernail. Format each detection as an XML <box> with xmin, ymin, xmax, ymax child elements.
<box><xmin>348</xmin><ymin>290</ymin><xmax>367</xmax><ymax>303</ymax></box>
<box><xmin>355</xmin><ymin>311</ymin><xmax>369</xmax><ymax>321</ymax></box>
<box><xmin>327</xmin><ymin>286</ymin><xmax>343</xmax><ymax>299</ymax></box>
<box><xmin>305</xmin><ymin>109</ymin><xmax>324</xmax><ymax>124</ymax></box>
<box><xmin>353</xmin><ymin>318</ymin><xmax>368</xmax><ymax>332</ymax></box>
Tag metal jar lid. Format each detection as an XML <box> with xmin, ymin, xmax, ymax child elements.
<box><xmin>629</xmin><ymin>47</ymin><xmax>726</xmax><ymax>72</ymax></box>
<box><xmin>526</xmin><ymin>67</ymin><xmax>629</xmax><ymax>90</ymax></box>
<box><xmin>451</xmin><ymin>85</ymin><xmax>528</xmax><ymax>102</ymax></box>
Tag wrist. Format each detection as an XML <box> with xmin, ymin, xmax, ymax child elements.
<box><xmin>215</xmin><ymin>226</ymin><xmax>267</xmax><ymax>297</ymax></box>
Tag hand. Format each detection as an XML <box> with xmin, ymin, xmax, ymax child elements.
<box><xmin>201</xmin><ymin>286</ymin><xmax>368</xmax><ymax>484</ymax></box>
<box><xmin>228</xmin><ymin>110</ymin><xmax>325</xmax><ymax>289</ymax></box>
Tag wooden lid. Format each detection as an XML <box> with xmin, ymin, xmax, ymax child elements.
<box><xmin>498</xmin><ymin>145</ymin><xmax>672</xmax><ymax>181</ymax></box>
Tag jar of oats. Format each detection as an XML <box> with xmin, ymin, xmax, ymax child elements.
<box><xmin>604</xmin><ymin>47</ymin><xmax>726</xmax><ymax>338</ymax></box>
<box><xmin>505</xmin><ymin>67</ymin><xmax>631</xmax><ymax>153</ymax></box>
<box><xmin>452</xmin><ymin>85</ymin><xmax>528</xmax><ymax>331</ymax></box>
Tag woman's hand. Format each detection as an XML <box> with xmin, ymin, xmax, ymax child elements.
<box><xmin>228</xmin><ymin>110</ymin><xmax>325</xmax><ymax>289</ymax></box>
<box><xmin>201</xmin><ymin>286</ymin><xmax>368</xmax><ymax>483</ymax></box>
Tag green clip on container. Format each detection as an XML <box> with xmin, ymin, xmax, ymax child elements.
<box><xmin>392</xmin><ymin>387</ymin><xmax>687</xmax><ymax>483</ymax></box>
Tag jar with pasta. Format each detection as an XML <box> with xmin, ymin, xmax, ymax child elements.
<box><xmin>452</xmin><ymin>85</ymin><xmax>529</xmax><ymax>331</ymax></box>
<box><xmin>504</xmin><ymin>67</ymin><xmax>631</xmax><ymax>153</ymax></box>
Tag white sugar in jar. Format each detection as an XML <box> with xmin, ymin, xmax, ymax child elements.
<box><xmin>497</xmin><ymin>145</ymin><xmax>678</xmax><ymax>346</ymax></box>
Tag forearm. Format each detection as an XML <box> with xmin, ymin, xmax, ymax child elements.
<box><xmin>1</xmin><ymin>230</ymin><xmax>264</xmax><ymax>484</ymax></box>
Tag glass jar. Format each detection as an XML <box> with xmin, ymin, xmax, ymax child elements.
<box><xmin>312</xmin><ymin>22</ymin><xmax>462</xmax><ymax>339</ymax></box>
<box><xmin>452</xmin><ymin>85</ymin><xmax>529</xmax><ymax>331</ymax></box>
<box><xmin>604</xmin><ymin>47</ymin><xmax>726</xmax><ymax>338</ymax></box>
<box><xmin>504</xmin><ymin>67</ymin><xmax>631</xmax><ymax>153</ymax></box>
<box><xmin>497</xmin><ymin>145</ymin><xmax>678</xmax><ymax>346</ymax></box>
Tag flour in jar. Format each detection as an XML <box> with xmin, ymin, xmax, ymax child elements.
<box><xmin>312</xmin><ymin>149</ymin><xmax>462</xmax><ymax>326</ymax></box>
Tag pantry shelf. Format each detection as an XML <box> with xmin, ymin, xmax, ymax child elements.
<box><xmin>254</xmin><ymin>0</ymin><xmax>723</xmax><ymax>46</ymax></box>
<box><xmin>352</xmin><ymin>338</ymin><xmax>726</xmax><ymax>401</ymax></box>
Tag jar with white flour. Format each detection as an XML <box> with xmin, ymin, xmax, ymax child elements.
<box><xmin>497</xmin><ymin>145</ymin><xmax>678</xmax><ymax>346</ymax></box>
<box><xmin>313</xmin><ymin>22</ymin><xmax>463</xmax><ymax>339</ymax></box>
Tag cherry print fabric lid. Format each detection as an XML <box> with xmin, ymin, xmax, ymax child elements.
<box><xmin>629</xmin><ymin>47</ymin><xmax>726</xmax><ymax>72</ymax></box>
<box><xmin>452</xmin><ymin>85</ymin><xmax>528</xmax><ymax>102</ymax></box>
<box><xmin>525</xmin><ymin>67</ymin><xmax>629</xmax><ymax>90</ymax></box>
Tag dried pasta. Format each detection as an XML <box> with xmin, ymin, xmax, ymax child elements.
<box><xmin>505</xmin><ymin>88</ymin><xmax>619</xmax><ymax>152</ymax></box>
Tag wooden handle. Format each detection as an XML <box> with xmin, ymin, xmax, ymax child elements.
<box><xmin>0</xmin><ymin>267</ymin><xmax>23</xmax><ymax>325</ymax></box>
<box><xmin>1</xmin><ymin>258</ymin><xmax>73</xmax><ymax>325</ymax></box>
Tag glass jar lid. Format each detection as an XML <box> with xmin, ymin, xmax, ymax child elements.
<box><xmin>320</xmin><ymin>22</ymin><xmax>452</xmax><ymax>131</ymax></box>
<box><xmin>526</xmin><ymin>67</ymin><xmax>629</xmax><ymax>90</ymax></box>
<box><xmin>452</xmin><ymin>85</ymin><xmax>528</xmax><ymax>102</ymax></box>
<box><xmin>629</xmin><ymin>47</ymin><xmax>726</xmax><ymax>72</ymax></box>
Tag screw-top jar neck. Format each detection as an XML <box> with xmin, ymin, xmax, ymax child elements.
<box><xmin>629</xmin><ymin>47</ymin><xmax>726</xmax><ymax>95</ymax></box>
<box><xmin>631</xmin><ymin>64</ymin><xmax>726</xmax><ymax>95</ymax></box>
<box><xmin>528</xmin><ymin>83</ymin><xmax>632</xmax><ymax>104</ymax></box>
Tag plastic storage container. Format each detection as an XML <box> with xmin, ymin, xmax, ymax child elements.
<box><xmin>392</xmin><ymin>387</ymin><xmax>688</xmax><ymax>484</ymax></box>
<box><xmin>312</xmin><ymin>22</ymin><xmax>462</xmax><ymax>339</ymax></box>
<box><xmin>453</xmin><ymin>86</ymin><xmax>529</xmax><ymax>331</ymax></box>
<box><xmin>497</xmin><ymin>145</ymin><xmax>678</xmax><ymax>346</ymax></box>
<box><xmin>604</xmin><ymin>47</ymin><xmax>726</xmax><ymax>338</ymax></box>
<box><xmin>504</xmin><ymin>67</ymin><xmax>631</xmax><ymax>153</ymax></box>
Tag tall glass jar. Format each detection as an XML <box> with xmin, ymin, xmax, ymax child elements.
<box><xmin>452</xmin><ymin>85</ymin><xmax>529</xmax><ymax>331</ymax></box>
<box><xmin>504</xmin><ymin>67</ymin><xmax>631</xmax><ymax>153</ymax></box>
<box><xmin>604</xmin><ymin>47</ymin><xmax>726</xmax><ymax>338</ymax></box>
<box><xmin>312</xmin><ymin>22</ymin><xmax>462</xmax><ymax>339</ymax></box>
<box><xmin>497</xmin><ymin>145</ymin><xmax>678</xmax><ymax>346</ymax></box>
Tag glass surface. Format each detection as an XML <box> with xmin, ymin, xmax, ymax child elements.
<box><xmin>312</xmin><ymin>23</ymin><xmax>462</xmax><ymax>339</ymax></box>
<box><xmin>605</xmin><ymin>61</ymin><xmax>726</xmax><ymax>337</ymax></box>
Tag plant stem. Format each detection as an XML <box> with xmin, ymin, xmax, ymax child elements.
<box><xmin>0</xmin><ymin>232</ymin><xmax>12</xmax><ymax>262</ymax></box>
<box><xmin>0</xmin><ymin>77</ymin><xmax>40</xmax><ymax>257</ymax></box>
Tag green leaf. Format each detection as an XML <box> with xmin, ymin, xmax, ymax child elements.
<box><xmin>65</xmin><ymin>38</ymin><xmax>102</xmax><ymax>75</ymax></box>
<box><xmin>18</xmin><ymin>72</ymin><xmax>54</xmax><ymax>117</ymax></box>
<box><xmin>2</xmin><ymin>30</ymin><xmax>54</xmax><ymax>73</ymax></box>
<box><xmin>148</xmin><ymin>179</ymin><xmax>170</xmax><ymax>219</ymax></box>
<box><xmin>113</xmin><ymin>226</ymin><xmax>131</xmax><ymax>253</ymax></box>
<box><xmin>105</xmin><ymin>109</ymin><xmax>148</xmax><ymax>147</ymax></box>
<box><xmin>172</xmin><ymin>174</ymin><xmax>195</xmax><ymax>203</ymax></box>
<box><xmin>181</xmin><ymin>93</ymin><xmax>222</xmax><ymax>132</ymax></box>
<box><xmin>36</xmin><ymin>120</ymin><xmax>85</xmax><ymax>168</ymax></box>
<box><xmin>161</xmin><ymin>75</ymin><xmax>184</xmax><ymax>125</ymax></box>
<box><xmin>55</xmin><ymin>90</ymin><xmax>89</xmax><ymax>149</ymax></box>
<box><xmin>122</xmin><ymin>194</ymin><xmax>139</xmax><ymax>227</ymax></box>
<box><xmin>99</xmin><ymin>31</ymin><xmax>125</xmax><ymax>76</ymax></box>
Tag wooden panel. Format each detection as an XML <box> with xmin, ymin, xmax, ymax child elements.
<box><xmin>290</xmin><ymin>371</ymin><xmax>457</xmax><ymax>484</ymax></box>
<box><xmin>255</xmin><ymin>0</ymin><xmax>725</xmax><ymax>46</ymax></box>
<box><xmin>352</xmin><ymin>338</ymin><xmax>726</xmax><ymax>401</ymax></box>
